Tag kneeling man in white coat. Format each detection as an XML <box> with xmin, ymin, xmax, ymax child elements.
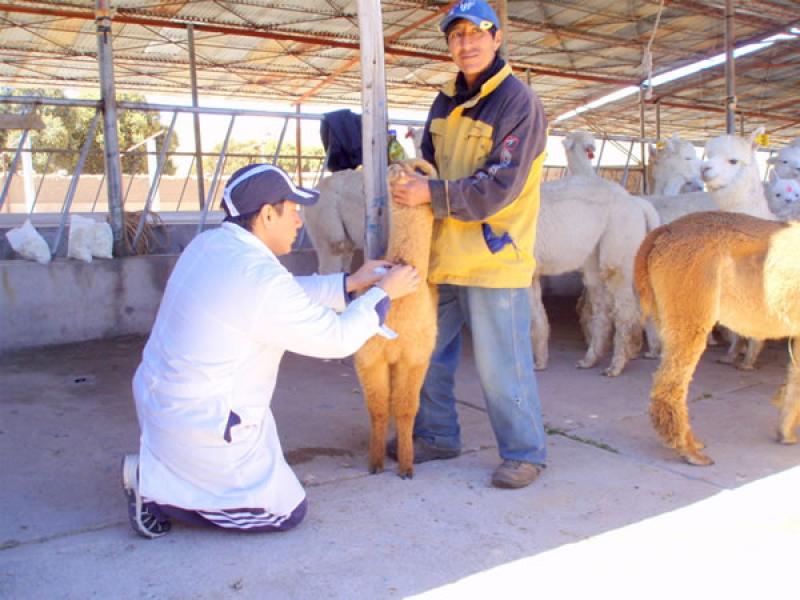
<box><xmin>124</xmin><ymin>163</ymin><xmax>420</xmax><ymax>538</ymax></box>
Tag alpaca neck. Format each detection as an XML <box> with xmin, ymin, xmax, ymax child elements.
<box><xmin>567</xmin><ymin>151</ymin><xmax>595</xmax><ymax>177</ymax></box>
<box><xmin>385</xmin><ymin>204</ymin><xmax>434</xmax><ymax>280</ymax></box>
<box><xmin>709</xmin><ymin>162</ymin><xmax>773</xmax><ymax>219</ymax></box>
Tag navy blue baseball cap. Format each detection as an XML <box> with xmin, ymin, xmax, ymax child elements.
<box><xmin>440</xmin><ymin>0</ymin><xmax>500</xmax><ymax>33</ymax></box>
<box><xmin>221</xmin><ymin>163</ymin><xmax>319</xmax><ymax>217</ymax></box>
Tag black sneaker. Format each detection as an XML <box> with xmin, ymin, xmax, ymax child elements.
<box><xmin>386</xmin><ymin>437</ymin><xmax>461</xmax><ymax>464</ymax></box>
<box><xmin>122</xmin><ymin>454</ymin><xmax>172</xmax><ymax>539</ymax></box>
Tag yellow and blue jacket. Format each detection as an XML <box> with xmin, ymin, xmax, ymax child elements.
<box><xmin>422</xmin><ymin>57</ymin><xmax>547</xmax><ymax>288</ymax></box>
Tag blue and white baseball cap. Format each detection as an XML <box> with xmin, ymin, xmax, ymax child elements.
<box><xmin>221</xmin><ymin>163</ymin><xmax>319</xmax><ymax>217</ymax></box>
<box><xmin>440</xmin><ymin>0</ymin><xmax>500</xmax><ymax>33</ymax></box>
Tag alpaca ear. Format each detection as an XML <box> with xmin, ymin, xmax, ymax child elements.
<box><xmin>648</xmin><ymin>144</ymin><xmax>657</xmax><ymax>158</ymax></box>
<box><xmin>749</xmin><ymin>126</ymin><xmax>766</xmax><ymax>149</ymax></box>
<box><xmin>562</xmin><ymin>136</ymin><xmax>574</xmax><ymax>151</ymax></box>
<box><xmin>667</xmin><ymin>133</ymin><xmax>680</xmax><ymax>153</ymax></box>
<box><xmin>769</xmin><ymin>169</ymin><xmax>778</xmax><ymax>183</ymax></box>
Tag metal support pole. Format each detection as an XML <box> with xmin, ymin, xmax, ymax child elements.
<box><xmin>295</xmin><ymin>105</ymin><xmax>303</xmax><ymax>187</ymax></box>
<box><xmin>656</xmin><ymin>101</ymin><xmax>662</xmax><ymax>140</ymax></box>
<box><xmin>96</xmin><ymin>0</ymin><xmax>125</xmax><ymax>256</ymax></box>
<box><xmin>739</xmin><ymin>112</ymin><xmax>745</xmax><ymax>136</ymax></box>
<box><xmin>595</xmin><ymin>136</ymin><xmax>606</xmax><ymax>176</ymax></box>
<box><xmin>640</xmin><ymin>87</ymin><xmax>647</xmax><ymax>194</ymax></box>
<box><xmin>724</xmin><ymin>0</ymin><xmax>736</xmax><ymax>134</ymax></box>
<box><xmin>197</xmin><ymin>115</ymin><xmax>236</xmax><ymax>235</ymax></box>
<box><xmin>187</xmin><ymin>24</ymin><xmax>206</xmax><ymax>209</ymax></box>
<box><xmin>357</xmin><ymin>0</ymin><xmax>389</xmax><ymax>260</ymax></box>
<box><xmin>132</xmin><ymin>111</ymin><xmax>177</xmax><ymax>251</ymax></box>
<box><xmin>273</xmin><ymin>116</ymin><xmax>289</xmax><ymax>166</ymax></box>
<box><xmin>52</xmin><ymin>112</ymin><xmax>100</xmax><ymax>256</ymax></box>
<box><xmin>620</xmin><ymin>140</ymin><xmax>635</xmax><ymax>189</ymax></box>
<box><xmin>0</xmin><ymin>129</ymin><xmax>29</xmax><ymax>211</ymax></box>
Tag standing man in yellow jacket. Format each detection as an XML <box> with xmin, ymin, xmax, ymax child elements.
<box><xmin>390</xmin><ymin>0</ymin><xmax>548</xmax><ymax>488</ymax></box>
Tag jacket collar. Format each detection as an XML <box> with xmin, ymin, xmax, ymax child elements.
<box><xmin>442</xmin><ymin>55</ymin><xmax>511</xmax><ymax>108</ymax></box>
<box><xmin>221</xmin><ymin>221</ymin><xmax>277</xmax><ymax>260</ymax></box>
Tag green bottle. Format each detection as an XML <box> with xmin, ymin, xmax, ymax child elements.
<box><xmin>388</xmin><ymin>129</ymin><xmax>407</xmax><ymax>163</ymax></box>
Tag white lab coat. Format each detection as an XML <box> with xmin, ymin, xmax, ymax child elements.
<box><xmin>133</xmin><ymin>222</ymin><xmax>387</xmax><ymax>518</ymax></box>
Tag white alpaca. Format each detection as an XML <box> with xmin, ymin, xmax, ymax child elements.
<box><xmin>767</xmin><ymin>144</ymin><xmax>800</xmax><ymax>180</ymax></box>
<box><xmin>533</xmin><ymin>131</ymin><xmax>660</xmax><ymax>376</ymax></box>
<box><xmin>562</xmin><ymin>131</ymin><xmax>596</xmax><ymax>177</ymax></box>
<box><xmin>304</xmin><ymin>169</ymin><xmax>365</xmax><ymax>274</ymax></box>
<box><xmin>648</xmin><ymin>133</ymin><xmax>704</xmax><ymax>196</ymax></box>
<box><xmin>701</xmin><ymin>129</ymin><xmax>775</xmax><ymax>220</ymax></box>
<box><xmin>766</xmin><ymin>173</ymin><xmax>800</xmax><ymax>221</ymax></box>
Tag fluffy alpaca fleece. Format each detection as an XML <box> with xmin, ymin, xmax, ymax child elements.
<box><xmin>304</xmin><ymin>169</ymin><xmax>365</xmax><ymax>274</ymax></box>
<box><xmin>641</xmin><ymin>130</ymin><xmax>777</xmax><ymax>367</ymax></box>
<box><xmin>634</xmin><ymin>211</ymin><xmax>800</xmax><ymax>465</ymax></box>
<box><xmin>648</xmin><ymin>133</ymin><xmax>704</xmax><ymax>196</ymax></box>
<box><xmin>533</xmin><ymin>173</ymin><xmax>659</xmax><ymax>376</ymax></box>
<box><xmin>354</xmin><ymin>159</ymin><xmax>438</xmax><ymax>478</ymax></box>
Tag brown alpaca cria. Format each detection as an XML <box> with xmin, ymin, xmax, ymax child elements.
<box><xmin>634</xmin><ymin>211</ymin><xmax>800</xmax><ymax>465</ymax></box>
<box><xmin>354</xmin><ymin>159</ymin><xmax>438</xmax><ymax>478</ymax></box>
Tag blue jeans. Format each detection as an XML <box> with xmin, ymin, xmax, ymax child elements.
<box><xmin>415</xmin><ymin>284</ymin><xmax>547</xmax><ymax>465</ymax></box>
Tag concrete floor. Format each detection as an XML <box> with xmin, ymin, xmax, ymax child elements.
<box><xmin>1</xmin><ymin>297</ymin><xmax>798</xmax><ymax>599</ymax></box>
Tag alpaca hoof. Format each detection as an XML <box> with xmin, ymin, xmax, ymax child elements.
<box><xmin>778</xmin><ymin>431</ymin><xmax>798</xmax><ymax>445</ymax></box>
<box><xmin>369</xmin><ymin>463</ymin><xmax>384</xmax><ymax>475</ymax></box>
<box><xmin>534</xmin><ymin>363</ymin><xmax>548</xmax><ymax>371</ymax></box>
<box><xmin>398</xmin><ymin>468</ymin><xmax>414</xmax><ymax>480</ymax></box>
<box><xmin>576</xmin><ymin>359</ymin><xmax>595</xmax><ymax>370</ymax></box>
<box><xmin>643</xmin><ymin>351</ymin><xmax>660</xmax><ymax>360</ymax></box>
<box><xmin>735</xmin><ymin>362</ymin><xmax>756</xmax><ymax>371</ymax></box>
<box><xmin>602</xmin><ymin>365</ymin><xmax>623</xmax><ymax>377</ymax></box>
<box><xmin>682</xmin><ymin>450</ymin><xmax>714</xmax><ymax>466</ymax></box>
<box><xmin>717</xmin><ymin>355</ymin><xmax>736</xmax><ymax>365</ymax></box>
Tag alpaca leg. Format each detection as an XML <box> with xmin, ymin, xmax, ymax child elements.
<box><xmin>737</xmin><ymin>338</ymin><xmax>764</xmax><ymax>371</ymax></box>
<box><xmin>643</xmin><ymin>317</ymin><xmax>661</xmax><ymax>359</ymax></box>
<box><xmin>529</xmin><ymin>277</ymin><xmax>550</xmax><ymax>370</ymax></box>
<box><xmin>650</xmin><ymin>325</ymin><xmax>714</xmax><ymax>465</ymax></box>
<box><xmin>577</xmin><ymin>258</ymin><xmax>612</xmax><ymax>369</ymax></box>
<box><xmin>777</xmin><ymin>343</ymin><xmax>800</xmax><ymax>444</ymax></box>
<box><xmin>718</xmin><ymin>332</ymin><xmax>745</xmax><ymax>365</ymax></box>
<box><xmin>602</xmin><ymin>272</ymin><xmax>642</xmax><ymax>377</ymax></box>
<box><xmin>354</xmin><ymin>358</ymin><xmax>391</xmax><ymax>474</ymax></box>
<box><xmin>390</xmin><ymin>363</ymin><xmax>428</xmax><ymax>479</ymax></box>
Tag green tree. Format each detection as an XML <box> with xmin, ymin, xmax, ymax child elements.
<box><xmin>1</xmin><ymin>88</ymin><xmax>178</xmax><ymax>175</ymax></box>
<box><xmin>203</xmin><ymin>139</ymin><xmax>326</xmax><ymax>178</ymax></box>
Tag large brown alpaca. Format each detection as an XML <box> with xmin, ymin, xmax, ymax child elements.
<box><xmin>634</xmin><ymin>211</ymin><xmax>800</xmax><ymax>465</ymax></box>
<box><xmin>354</xmin><ymin>159</ymin><xmax>438</xmax><ymax>478</ymax></box>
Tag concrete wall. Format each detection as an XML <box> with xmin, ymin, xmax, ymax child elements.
<box><xmin>0</xmin><ymin>249</ymin><xmax>319</xmax><ymax>354</ymax></box>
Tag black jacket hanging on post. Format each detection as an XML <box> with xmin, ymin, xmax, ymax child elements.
<box><xmin>320</xmin><ymin>109</ymin><xmax>363</xmax><ymax>172</ymax></box>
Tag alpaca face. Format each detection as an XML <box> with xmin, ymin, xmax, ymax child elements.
<box><xmin>768</xmin><ymin>146</ymin><xmax>800</xmax><ymax>180</ymax></box>
<box><xmin>701</xmin><ymin>135</ymin><xmax>756</xmax><ymax>191</ymax></box>
<box><xmin>652</xmin><ymin>136</ymin><xmax>703</xmax><ymax>193</ymax></box>
<box><xmin>563</xmin><ymin>132</ymin><xmax>596</xmax><ymax>160</ymax></box>
<box><xmin>767</xmin><ymin>178</ymin><xmax>800</xmax><ymax>207</ymax></box>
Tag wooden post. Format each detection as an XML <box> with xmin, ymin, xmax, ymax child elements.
<box><xmin>357</xmin><ymin>0</ymin><xmax>389</xmax><ymax>260</ymax></box>
<box><xmin>495</xmin><ymin>0</ymin><xmax>509</xmax><ymax>59</ymax></box>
